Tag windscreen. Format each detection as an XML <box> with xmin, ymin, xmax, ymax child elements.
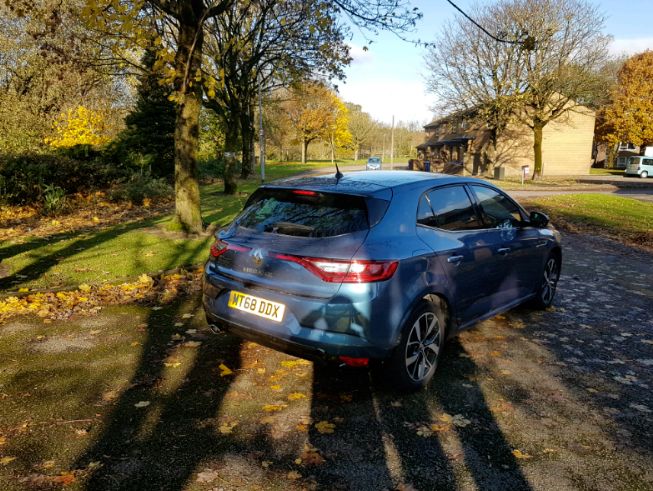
<box><xmin>236</xmin><ymin>189</ymin><xmax>370</xmax><ymax>238</ymax></box>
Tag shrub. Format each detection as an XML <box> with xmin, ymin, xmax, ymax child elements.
<box><xmin>109</xmin><ymin>175</ymin><xmax>172</xmax><ymax>204</ymax></box>
<box><xmin>0</xmin><ymin>153</ymin><xmax>129</xmax><ymax>204</ymax></box>
<box><xmin>42</xmin><ymin>184</ymin><xmax>67</xmax><ymax>215</ymax></box>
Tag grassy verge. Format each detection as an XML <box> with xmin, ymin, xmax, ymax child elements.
<box><xmin>0</xmin><ymin>163</ymin><xmax>310</xmax><ymax>292</ymax></box>
<box><xmin>482</xmin><ymin>176</ymin><xmax>595</xmax><ymax>191</ymax></box>
<box><xmin>589</xmin><ymin>168</ymin><xmax>625</xmax><ymax>176</ymax></box>
<box><xmin>522</xmin><ymin>193</ymin><xmax>653</xmax><ymax>250</ymax></box>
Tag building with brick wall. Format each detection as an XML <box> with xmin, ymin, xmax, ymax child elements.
<box><xmin>417</xmin><ymin>104</ymin><xmax>596</xmax><ymax>176</ymax></box>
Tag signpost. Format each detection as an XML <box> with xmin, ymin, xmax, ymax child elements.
<box><xmin>521</xmin><ymin>165</ymin><xmax>530</xmax><ymax>186</ymax></box>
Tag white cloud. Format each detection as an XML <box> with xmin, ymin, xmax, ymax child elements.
<box><xmin>610</xmin><ymin>37</ymin><xmax>653</xmax><ymax>56</ymax></box>
<box><xmin>348</xmin><ymin>44</ymin><xmax>374</xmax><ymax>65</ymax></box>
<box><xmin>338</xmin><ymin>79</ymin><xmax>433</xmax><ymax>125</ymax></box>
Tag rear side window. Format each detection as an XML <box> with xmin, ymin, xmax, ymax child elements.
<box><xmin>643</xmin><ymin>159</ymin><xmax>653</xmax><ymax>166</ymax></box>
<box><xmin>470</xmin><ymin>185</ymin><xmax>523</xmax><ymax>228</ymax></box>
<box><xmin>237</xmin><ymin>189</ymin><xmax>370</xmax><ymax>237</ymax></box>
<box><xmin>418</xmin><ymin>185</ymin><xmax>482</xmax><ymax>231</ymax></box>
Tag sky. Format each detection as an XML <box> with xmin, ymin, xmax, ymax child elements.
<box><xmin>337</xmin><ymin>0</ymin><xmax>653</xmax><ymax>126</ymax></box>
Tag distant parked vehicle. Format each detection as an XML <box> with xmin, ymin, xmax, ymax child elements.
<box><xmin>366</xmin><ymin>157</ymin><xmax>382</xmax><ymax>170</ymax></box>
<box><xmin>625</xmin><ymin>156</ymin><xmax>653</xmax><ymax>178</ymax></box>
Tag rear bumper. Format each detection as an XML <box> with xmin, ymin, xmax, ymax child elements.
<box><xmin>202</xmin><ymin>278</ymin><xmax>395</xmax><ymax>360</ymax></box>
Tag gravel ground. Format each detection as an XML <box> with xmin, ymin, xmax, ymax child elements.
<box><xmin>0</xmin><ymin>231</ymin><xmax>651</xmax><ymax>491</ymax></box>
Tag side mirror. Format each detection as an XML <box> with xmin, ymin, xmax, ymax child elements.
<box><xmin>529</xmin><ymin>211</ymin><xmax>549</xmax><ymax>228</ymax></box>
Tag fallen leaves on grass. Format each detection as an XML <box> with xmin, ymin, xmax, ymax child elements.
<box><xmin>52</xmin><ymin>472</ymin><xmax>76</xmax><ymax>485</ymax></box>
<box><xmin>219</xmin><ymin>363</ymin><xmax>233</xmax><ymax>377</ymax></box>
<box><xmin>286</xmin><ymin>470</ymin><xmax>301</xmax><ymax>480</ymax></box>
<box><xmin>0</xmin><ymin>436</ymin><xmax>6</xmax><ymax>445</ymax></box>
<box><xmin>0</xmin><ymin>456</ymin><xmax>16</xmax><ymax>465</ymax></box>
<box><xmin>512</xmin><ymin>449</ymin><xmax>532</xmax><ymax>460</ymax></box>
<box><xmin>262</xmin><ymin>404</ymin><xmax>287</xmax><ymax>412</ymax></box>
<box><xmin>314</xmin><ymin>420</ymin><xmax>335</xmax><ymax>434</ymax></box>
<box><xmin>218</xmin><ymin>421</ymin><xmax>238</xmax><ymax>434</ymax></box>
<box><xmin>280</xmin><ymin>359</ymin><xmax>311</xmax><ymax>369</ymax></box>
<box><xmin>0</xmin><ymin>268</ymin><xmax>202</xmax><ymax>325</ymax></box>
<box><xmin>134</xmin><ymin>401</ymin><xmax>151</xmax><ymax>408</ymax></box>
<box><xmin>287</xmin><ymin>392</ymin><xmax>306</xmax><ymax>401</ymax></box>
<box><xmin>298</xmin><ymin>443</ymin><xmax>325</xmax><ymax>466</ymax></box>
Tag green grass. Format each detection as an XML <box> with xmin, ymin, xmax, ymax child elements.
<box><xmin>0</xmin><ymin>163</ymin><xmax>311</xmax><ymax>292</ymax></box>
<box><xmin>523</xmin><ymin>193</ymin><xmax>653</xmax><ymax>247</ymax></box>
<box><xmin>482</xmin><ymin>176</ymin><xmax>588</xmax><ymax>190</ymax></box>
<box><xmin>589</xmin><ymin>168</ymin><xmax>625</xmax><ymax>176</ymax></box>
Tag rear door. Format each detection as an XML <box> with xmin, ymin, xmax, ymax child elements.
<box><xmin>415</xmin><ymin>184</ymin><xmax>501</xmax><ymax>325</ymax></box>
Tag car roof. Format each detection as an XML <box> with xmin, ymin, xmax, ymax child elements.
<box><xmin>266</xmin><ymin>171</ymin><xmax>493</xmax><ymax>197</ymax></box>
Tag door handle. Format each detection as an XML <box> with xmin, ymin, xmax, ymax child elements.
<box><xmin>497</xmin><ymin>247</ymin><xmax>511</xmax><ymax>255</ymax></box>
<box><xmin>447</xmin><ymin>255</ymin><xmax>464</xmax><ymax>264</ymax></box>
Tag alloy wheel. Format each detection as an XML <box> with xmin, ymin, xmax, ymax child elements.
<box><xmin>405</xmin><ymin>312</ymin><xmax>441</xmax><ymax>382</ymax></box>
<box><xmin>541</xmin><ymin>257</ymin><xmax>559</xmax><ymax>305</ymax></box>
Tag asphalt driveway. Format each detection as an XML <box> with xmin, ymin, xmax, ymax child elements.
<box><xmin>0</xmin><ymin>231</ymin><xmax>651</xmax><ymax>490</ymax></box>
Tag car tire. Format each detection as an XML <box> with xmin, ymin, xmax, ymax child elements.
<box><xmin>641</xmin><ymin>171</ymin><xmax>648</xmax><ymax>178</ymax></box>
<box><xmin>381</xmin><ymin>300</ymin><xmax>445</xmax><ymax>392</ymax></box>
<box><xmin>531</xmin><ymin>253</ymin><xmax>561</xmax><ymax>309</ymax></box>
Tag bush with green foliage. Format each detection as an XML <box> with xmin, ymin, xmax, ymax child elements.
<box><xmin>109</xmin><ymin>175</ymin><xmax>172</xmax><ymax>204</ymax></box>
<box><xmin>42</xmin><ymin>184</ymin><xmax>67</xmax><ymax>215</ymax></box>
<box><xmin>106</xmin><ymin>50</ymin><xmax>176</xmax><ymax>179</ymax></box>
<box><xmin>0</xmin><ymin>153</ymin><xmax>129</xmax><ymax>205</ymax></box>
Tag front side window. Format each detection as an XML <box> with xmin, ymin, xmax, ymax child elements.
<box><xmin>470</xmin><ymin>185</ymin><xmax>523</xmax><ymax>228</ymax></box>
<box><xmin>418</xmin><ymin>185</ymin><xmax>481</xmax><ymax>231</ymax></box>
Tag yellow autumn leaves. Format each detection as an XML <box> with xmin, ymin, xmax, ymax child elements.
<box><xmin>45</xmin><ymin>106</ymin><xmax>113</xmax><ymax>148</ymax></box>
<box><xmin>0</xmin><ymin>269</ymin><xmax>201</xmax><ymax>325</ymax></box>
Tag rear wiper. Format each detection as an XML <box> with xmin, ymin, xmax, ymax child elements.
<box><xmin>266</xmin><ymin>221</ymin><xmax>315</xmax><ymax>237</ymax></box>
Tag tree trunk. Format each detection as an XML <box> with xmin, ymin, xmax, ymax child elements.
<box><xmin>173</xmin><ymin>19</ymin><xmax>204</xmax><ymax>234</ymax></box>
<box><xmin>301</xmin><ymin>138</ymin><xmax>308</xmax><ymax>164</ymax></box>
<box><xmin>240</xmin><ymin>103</ymin><xmax>253</xmax><ymax>179</ymax></box>
<box><xmin>532</xmin><ymin>122</ymin><xmax>544</xmax><ymax>179</ymax></box>
<box><xmin>354</xmin><ymin>146</ymin><xmax>359</xmax><ymax>161</ymax></box>
<box><xmin>223</xmin><ymin>124</ymin><xmax>239</xmax><ymax>195</ymax></box>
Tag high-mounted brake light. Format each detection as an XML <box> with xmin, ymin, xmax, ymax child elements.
<box><xmin>273</xmin><ymin>253</ymin><xmax>398</xmax><ymax>283</ymax></box>
<box><xmin>292</xmin><ymin>189</ymin><xmax>318</xmax><ymax>196</ymax></box>
<box><xmin>210</xmin><ymin>240</ymin><xmax>250</xmax><ymax>258</ymax></box>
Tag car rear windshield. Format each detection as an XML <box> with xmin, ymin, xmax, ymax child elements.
<box><xmin>236</xmin><ymin>188</ymin><xmax>374</xmax><ymax>237</ymax></box>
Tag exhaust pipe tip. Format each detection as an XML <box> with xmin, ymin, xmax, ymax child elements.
<box><xmin>208</xmin><ymin>322</ymin><xmax>223</xmax><ymax>334</ymax></box>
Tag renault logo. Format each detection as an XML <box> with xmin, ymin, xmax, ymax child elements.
<box><xmin>250</xmin><ymin>248</ymin><xmax>265</xmax><ymax>266</ymax></box>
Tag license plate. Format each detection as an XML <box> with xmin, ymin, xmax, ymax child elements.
<box><xmin>227</xmin><ymin>291</ymin><xmax>285</xmax><ymax>322</ymax></box>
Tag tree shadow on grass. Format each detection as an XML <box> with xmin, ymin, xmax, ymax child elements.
<box><xmin>0</xmin><ymin>218</ymin><xmax>162</xmax><ymax>291</ymax></box>
<box><xmin>74</xmin><ymin>296</ymin><xmax>244</xmax><ymax>490</ymax></box>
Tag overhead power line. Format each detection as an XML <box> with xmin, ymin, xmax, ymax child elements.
<box><xmin>444</xmin><ymin>0</ymin><xmax>535</xmax><ymax>49</ymax></box>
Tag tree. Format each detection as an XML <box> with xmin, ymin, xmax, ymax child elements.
<box><xmin>424</xmin><ymin>4</ymin><xmax>525</xmax><ymax>166</ymax></box>
<box><xmin>346</xmin><ymin>103</ymin><xmax>375</xmax><ymax>160</ymax></box>
<box><xmin>113</xmin><ymin>49</ymin><xmax>176</xmax><ymax>178</ymax></box>
<box><xmin>203</xmin><ymin>0</ymin><xmax>349</xmax><ymax>193</ymax></box>
<box><xmin>81</xmin><ymin>0</ymin><xmax>234</xmax><ymax>233</ymax></box>
<box><xmin>425</xmin><ymin>0</ymin><xmax>610</xmax><ymax>177</ymax></box>
<box><xmin>597</xmin><ymin>51</ymin><xmax>653</xmax><ymax>149</ymax></box>
<box><xmin>285</xmin><ymin>83</ymin><xmax>347</xmax><ymax>164</ymax></box>
<box><xmin>45</xmin><ymin>106</ymin><xmax>113</xmax><ymax>148</ymax></box>
<box><xmin>504</xmin><ymin>0</ymin><xmax>610</xmax><ymax>177</ymax></box>
<box><xmin>0</xmin><ymin>1</ymin><xmax>124</xmax><ymax>154</ymax></box>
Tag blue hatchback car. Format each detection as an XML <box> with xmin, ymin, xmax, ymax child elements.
<box><xmin>203</xmin><ymin>171</ymin><xmax>561</xmax><ymax>390</ymax></box>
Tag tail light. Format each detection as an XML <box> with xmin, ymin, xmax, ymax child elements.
<box><xmin>210</xmin><ymin>240</ymin><xmax>250</xmax><ymax>258</ymax></box>
<box><xmin>273</xmin><ymin>254</ymin><xmax>398</xmax><ymax>283</ymax></box>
